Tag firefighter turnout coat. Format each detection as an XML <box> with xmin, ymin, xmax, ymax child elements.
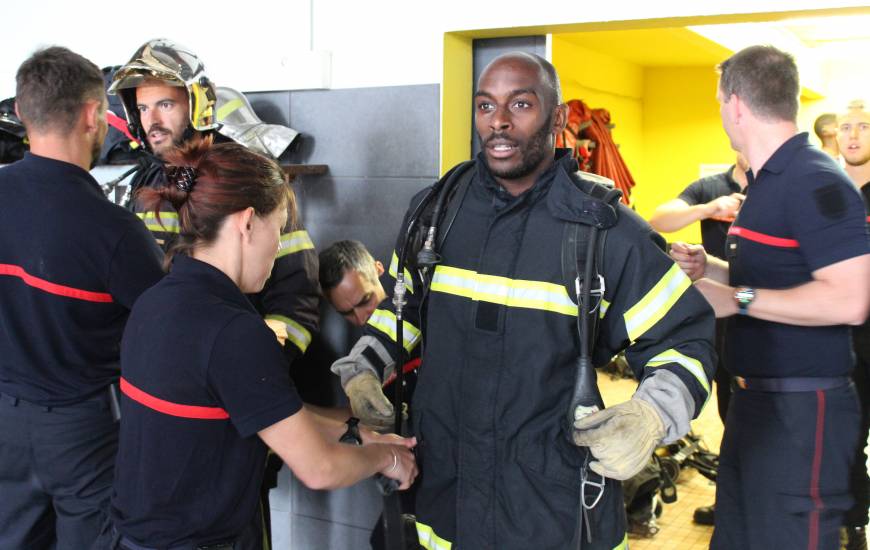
<box><xmin>360</xmin><ymin>151</ymin><xmax>715</xmax><ymax>550</ymax></box>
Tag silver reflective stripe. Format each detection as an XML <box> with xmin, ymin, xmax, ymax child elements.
<box><xmin>416</xmin><ymin>521</ymin><xmax>452</xmax><ymax>550</ymax></box>
<box><xmin>430</xmin><ymin>265</ymin><xmax>576</xmax><ymax>317</ymax></box>
<box><xmin>264</xmin><ymin>314</ymin><xmax>312</xmax><ymax>353</ymax></box>
<box><xmin>276</xmin><ymin>230</ymin><xmax>315</xmax><ymax>259</ymax></box>
<box><xmin>623</xmin><ymin>264</ymin><xmax>690</xmax><ymax>342</ymax></box>
<box><xmin>366</xmin><ymin>309</ymin><xmax>421</xmax><ymax>353</ymax></box>
<box><xmin>137</xmin><ymin>211</ymin><xmax>180</xmax><ymax>233</ymax></box>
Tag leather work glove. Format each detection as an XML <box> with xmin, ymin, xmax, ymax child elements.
<box><xmin>572</xmin><ymin>398</ymin><xmax>665</xmax><ymax>480</ymax></box>
<box><xmin>344</xmin><ymin>371</ymin><xmax>395</xmax><ymax>432</ymax></box>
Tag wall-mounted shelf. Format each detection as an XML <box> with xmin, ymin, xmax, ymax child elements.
<box><xmin>282</xmin><ymin>164</ymin><xmax>328</xmax><ymax>177</ymax></box>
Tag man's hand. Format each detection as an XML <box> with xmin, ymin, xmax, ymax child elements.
<box><xmin>669</xmin><ymin>242</ymin><xmax>707</xmax><ymax>281</ymax></box>
<box><xmin>572</xmin><ymin>398</ymin><xmax>665</xmax><ymax>480</ymax></box>
<box><xmin>693</xmin><ymin>278</ymin><xmax>738</xmax><ymax>318</ymax></box>
<box><xmin>344</xmin><ymin>372</ymin><xmax>395</xmax><ymax>432</ymax></box>
<box><xmin>705</xmin><ymin>192</ymin><xmax>744</xmax><ymax>219</ymax></box>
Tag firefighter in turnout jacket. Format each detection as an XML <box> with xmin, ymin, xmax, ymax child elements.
<box><xmin>108</xmin><ymin>38</ymin><xmax>320</xmax><ymax>369</ymax></box>
<box><xmin>331</xmin><ymin>53</ymin><xmax>716</xmax><ymax>549</ymax></box>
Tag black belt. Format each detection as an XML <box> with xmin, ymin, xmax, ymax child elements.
<box><xmin>115</xmin><ymin>529</ymin><xmax>234</xmax><ymax>550</ymax></box>
<box><xmin>734</xmin><ymin>376</ymin><xmax>850</xmax><ymax>393</ymax></box>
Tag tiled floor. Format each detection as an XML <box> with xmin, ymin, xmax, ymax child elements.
<box><xmin>599</xmin><ymin>374</ymin><xmax>723</xmax><ymax>550</ymax></box>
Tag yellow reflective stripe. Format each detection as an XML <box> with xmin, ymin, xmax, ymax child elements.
<box><xmin>416</xmin><ymin>521</ymin><xmax>452</xmax><ymax>550</ymax></box>
<box><xmin>600</xmin><ymin>298</ymin><xmax>611</xmax><ymax>319</ymax></box>
<box><xmin>137</xmin><ymin>211</ymin><xmax>180</xmax><ymax>233</ymax></box>
<box><xmin>216</xmin><ymin>97</ymin><xmax>244</xmax><ymax>121</ymax></box>
<box><xmin>366</xmin><ymin>309</ymin><xmax>421</xmax><ymax>353</ymax></box>
<box><xmin>647</xmin><ymin>348</ymin><xmax>711</xmax><ymax>401</ymax></box>
<box><xmin>612</xmin><ymin>532</ymin><xmax>628</xmax><ymax>550</ymax></box>
<box><xmin>264</xmin><ymin>314</ymin><xmax>312</xmax><ymax>353</ymax></box>
<box><xmin>624</xmin><ymin>263</ymin><xmax>690</xmax><ymax>342</ymax></box>
<box><xmin>388</xmin><ymin>251</ymin><xmax>414</xmax><ymax>294</ymax></box>
<box><xmin>276</xmin><ymin>230</ymin><xmax>314</xmax><ymax>259</ymax></box>
<box><xmin>431</xmin><ymin>265</ymin><xmax>577</xmax><ymax>317</ymax></box>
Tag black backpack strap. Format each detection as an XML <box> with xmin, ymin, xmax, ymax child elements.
<box><xmin>435</xmin><ymin>162</ymin><xmax>476</xmax><ymax>250</ymax></box>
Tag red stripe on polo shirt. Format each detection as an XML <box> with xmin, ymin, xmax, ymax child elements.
<box><xmin>120</xmin><ymin>377</ymin><xmax>229</xmax><ymax>420</ymax></box>
<box><xmin>0</xmin><ymin>263</ymin><xmax>113</xmax><ymax>303</ymax></box>
<box><xmin>728</xmin><ymin>226</ymin><xmax>800</xmax><ymax>248</ymax></box>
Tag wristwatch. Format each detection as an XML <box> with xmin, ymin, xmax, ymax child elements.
<box><xmin>339</xmin><ymin>417</ymin><xmax>363</xmax><ymax>445</ymax></box>
<box><xmin>734</xmin><ymin>287</ymin><xmax>756</xmax><ymax>315</ymax></box>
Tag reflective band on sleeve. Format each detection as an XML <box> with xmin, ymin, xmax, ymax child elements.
<box><xmin>264</xmin><ymin>314</ymin><xmax>312</xmax><ymax>353</ymax></box>
<box><xmin>0</xmin><ymin>263</ymin><xmax>113</xmax><ymax>303</ymax></box>
<box><xmin>431</xmin><ymin>265</ymin><xmax>577</xmax><ymax>317</ymax></box>
<box><xmin>388</xmin><ymin>251</ymin><xmax>414</xmax><ymax>294</ymax></box>
<box><xmin>612</xmin><ymin>533</ymin><xmax>628</xmax><ymax>550</ymax></box>
<box><xmin>137</xmin><ymin>211</ymin><xmax>180</xmax><ymax>234</ymax></box>
<box><xmin>600</xmin><ymin>298</ymin><xmax>611</xmax><ymax>319</ymax></box>
<box><xmin>120</xmin><ymin>377</ymin><xmax>229</xmax><ymax>420</ymax></box>
<box><xmin>646</xmin><ymin>348</ymin><xmax>711</xmax><ymax>400</ymax></box>
<box><xmin>276</xmin><ymin>230</ymin><xmax>315</xmax><ymax>259</ymax></box>
<box><xmin>728</xmin><ymin>225</ymin><xmax>799</xmax><ymax>248</ymax></box>
<box><xmin>366</xmin><ymin>309</ymin><xmax>421</xmax><ymax>353</ymax></box>
<box><xmin>416</xmin><ymin>521</ymin><xmax>452</xmax><ymax>550</ymax></box>
<box><xmin>624</xmin><ymin>263</ymin><xmax>690</xmax><ymax>342</ymax></box>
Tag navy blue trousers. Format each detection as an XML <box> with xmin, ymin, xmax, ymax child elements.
<box><xmin>0</xmin><ymin>391</ymin><xmax>117</xmax><ymax>550</ymax></box>
<box><xmin>711</xmin><ymin>384</ymin><xmax>861</xmax><ymax>550</ymax></box>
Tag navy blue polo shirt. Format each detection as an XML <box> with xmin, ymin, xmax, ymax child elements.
<box><xmin>726</xmin><ymin>133</ymin><xmax>869</xmax><ymax>378</ymax></box>
<box><xmin>678</xmin><ymin>167</ymin><xmax>743</xmax><ymax>260</ymax></box>
<box><xmin>0</xmin><ymin>153</ymin><xmax>163</xmax><ymax>406</ymax></box>
<box><xmin>112</xmin><ymin>254</ymin><xmax>302</xmax><ymax>547</ymax></box>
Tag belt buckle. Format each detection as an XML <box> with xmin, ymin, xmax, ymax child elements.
<box><xmin>736</xmin><ymin>376</ymin><xmax>747</xmax><ymax>390</ymax></box>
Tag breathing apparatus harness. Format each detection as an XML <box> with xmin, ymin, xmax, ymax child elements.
<box><xmin>392</xmin><ymin>158</ymin><xmax>621</xmax><ymax>548</ymax></box>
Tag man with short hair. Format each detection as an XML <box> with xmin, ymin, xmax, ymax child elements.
<box><xmin>320</xmin><ymin>240</ymin><xmax>387</xmax><ymax>327</ymax></box>
<box><xmin>333</xmin><ymin>51</ymin><xmax>715</xmax><ymax>549</ymax></box>
<box><xmin>0</xmin><ymin>46</ymin><xmax>164</xmax><ymax>549</ymax></box>
<box><xmin>671</xmin><ymin>46</ymin><xmax>870</xmax><ymax>549</ymax></box>
<box><xmin>814</xmin><ymin>112</ymin><xmax>840</xmax><ymax>158</ymax></box>
<box><xmin>836</xmin><ymin>98</ymin><xmax>870</xmax><ymax>550</ymax></box>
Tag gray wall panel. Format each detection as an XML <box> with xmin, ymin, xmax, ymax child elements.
<box><xmin>286</xmin><ymin>86</ymin><xmax>440</xmax><ymax>179</ymax></box>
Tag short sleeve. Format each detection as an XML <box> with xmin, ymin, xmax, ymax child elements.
<box><xmin>677</xmin><ymin>179</ymin><xmax>705</xmax><ymax>206</ymax></box>
<box><xmin>208</xmin><ymin>313</ymin><xmax>303</xmax><ymax>437</ymax></box>
<box><xmin>108</xmin><ymin>221</ymin><xmax>165</xmax><ymax>309</ymax></box>
<box><xmin>790</xmin><ymin>171</ymin><xmax>870</xmax><ymax>272</ymax></box>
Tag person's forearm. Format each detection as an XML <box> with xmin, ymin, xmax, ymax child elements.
<box><xmin>649</xmin><ymin>203</ymin><xmax>711</xmax><ymax>233</ymax></box>
<box><xmin>304</xmin><ymin>403</ymin><xmax>353</xmax><ymax>438</ymax></box>
<box><xmin>745</xmin><ymin>280</ymin><xmax>868</xmax><ymax>326</ymax></box>
<box><xmin>704</xmin><ymin>256</ymin><xmax>729</xmax><ymax>284</ymax></box>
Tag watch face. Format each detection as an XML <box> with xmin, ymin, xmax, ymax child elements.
<box><xmin>735</xmin><ymin>288</ymin><xmax>755</xmax><ymax>306</ymax></box>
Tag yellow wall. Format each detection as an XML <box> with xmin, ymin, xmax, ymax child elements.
<box><xmin>641</xmin><ymin>66</ymin><xmax>734</xmax><ymax>244</ymax></box>
<box><xmin>551</xmin><ymin>36</ymin><xmax>646</xmax><ymax>191</ymax></box>
<box><xmin>550</xmin><ymin>37</ymin><xmax>735</xmax><ymax>245</ymax></box>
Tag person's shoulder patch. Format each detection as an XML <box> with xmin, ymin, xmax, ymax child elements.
<box><xmin>813</xmin><ymin>183</ymin><xmax>848</xmax><ymax>220</ymax></box>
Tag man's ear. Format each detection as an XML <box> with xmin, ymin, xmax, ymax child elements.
<box><xmin>81</xmin><ymin>99</ymin><xmax>102</xmax><ymax>134</ymax></box>
<box><xmin>552</xmin><ymin>102</ymin><xmax>569</xmax><ymax>136</ymax></box>
<box><xmin>374</xmin><ymin>260</ymin><xmax>385</xmax><ymax>277</ymax></box>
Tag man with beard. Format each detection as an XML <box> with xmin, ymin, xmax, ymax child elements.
<box><xmin>0</xmin><ymin>47</ymin><xmax>164</xmax><ymax>549</ymax></box>
<box><xmin>331</xmin><ymin>52</ymin><xmax>715</xmax><ymax>549</ymax></box>
<box><xmin>108</xmin><ymin>39</ymin><xmax>322</xmax><ymax>543</ymax></box>
<box><xmin>836</xmin><ymin>99</ymin><xmax>870</xmax><ymax>550</ymax></box>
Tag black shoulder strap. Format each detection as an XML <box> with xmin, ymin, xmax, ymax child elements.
<box><xmin>561</xmin><ymin>173</ymin><xmax>621</xmax><ymax>359</ymax></box>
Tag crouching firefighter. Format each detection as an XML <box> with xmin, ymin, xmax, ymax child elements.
<box><xmin>330</xmin><ymin>51</ymin><xmax>716</xmax><ymax>550</ymax></box>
